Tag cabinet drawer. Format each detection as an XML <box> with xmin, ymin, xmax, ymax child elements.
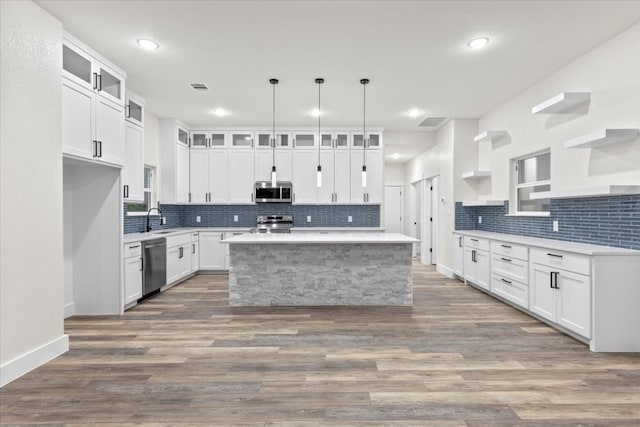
<box><xmin>491</xmin><ymin>240</ymin><xmax>528</xmax><ymax>260</ymax></box>
<box><xmin>465</xmin><ymin>236</ymin><xmax>490</xmax><ymax>251</ymax></box>
<box><xmin>491</xmin><ymin>273</ymin><xmax>528</xmax><ymax>310</ymax></box>
<box><xmin>124</xmin><ymin>242</ymin><xmax>141</xmax><ymax>258</ymax></box>
<box><xmin>531</xmin><ymin>247</ymin><xmax>591</xmax><ymax>276</ymax></box>
<box><xmin>491</xmin><ymin>254</ymin><xmax>528</xmax><ymax>284</ymax></box>
<box><xmin>166</xmin><ymin>233</ymin><xmax>191</xmax><ymax>248</ymax></box>
<box><xmin>191</xmin><ymin>232</ymin><xmax>199</xmax><ymax>242</ymax></box>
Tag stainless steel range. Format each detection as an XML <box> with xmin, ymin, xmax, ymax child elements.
<box><xmin>256</xmin><ymin>215</ymin><xmax>293</xmax><ymax>233</ymax></box>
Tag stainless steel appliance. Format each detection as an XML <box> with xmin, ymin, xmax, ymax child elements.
<box><xmin>254</xmin><ymin>181</ymin><xmax>292</xmax><ymax>203</ymax></box>
<box><xmin>256</xmin><ymin>215</ymin><xmax>293</xmax><ymax>233</ymax></box>
<box><xmin>142</xmin><ymin>238</ymin><xmax>166</xmax><ymax>297</ymax></box>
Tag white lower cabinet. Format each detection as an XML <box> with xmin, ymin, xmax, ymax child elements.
<box><xmin>191</xmin><ymin>241</ymin><xmax>199</xmax><ymax>272</ymax></box>
<box><xmin>491</xmin><ymin>273</ymin><xmax>528</xmax><ymax>309</ymax></box>
<box><xmin>123</xmin><ymin>242</ymin><xmax>142</xmax><ymax>305</ymax></box>
<box><xmin>530</xmin><ymin>261</ymin><xmax>591</xmax><ymax>339</ymax></box>
<box><xmin>167</xmin><ymin>235</ymin><xmax>192</xmax><ymax>285</ymax></box>
<box><xmin>463</xmin><ymin>238</ymin><xmax>490</xmax><ymax>290</ymax></box>
<box><xmin>452</xmin><ymin>233</ymin><xmax>464</xmax><ymax>277</ymax></box>
<box><xmin>199</xmin><ymin>232</ymin><xmax>226</xmax><ymax>270</ymax></box>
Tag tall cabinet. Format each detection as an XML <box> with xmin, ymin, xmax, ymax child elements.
<box><xmin>159</xmin><ymin>119</ymin><xmax>190</xmax><ymax>204</ymax></box>
<box><xmin>122</xmin><ymin>91</ymin><xmax>144</xmax><ymax>201</ymax></box>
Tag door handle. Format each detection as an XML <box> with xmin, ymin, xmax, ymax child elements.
<box><xmin>553</xmin><ymin>272</ymin><xmax>560</xmax><ymax>289</ymax></box>
<box><xmin>500</xmin><ymin>278</ymin><xmax>512</xmax><ymax>284</ymax></box>
<box><xmin>500</xmin><ymin>244</ymin><xmax>511</xmax><ymax>248</ymax></box>
<box><xmin>549</xmin><ymin>271</ymin><xmax>554</xmax><ymax>288</ymax></box>
<box><xmin>140</xmin><ymin>257</ymin><xmax>143</xmax><ymax>271</ymax></box>
<box><xmin>97</xmin><ymin>74</ymin><xmax>102</xmax><ymax>91</ymax></box>
<box><xmin>458</xmin><ymin>236</ymin><xmax>463</xmax><ymax>247</ymax></box>
<box><xmin>179</xmin><ymin>247</ymin><xmax>183</xmax><ymax>258</ymax></box>
<box><xmin>472</xmin><ymin>250</ymin><xmax>476</xmax><ymax>263</ymax></box>
<box><xmin>192</xmin><ymin>244</ymin><xmax>195</xmax><ymax>254</ymax></box>
<box><xmin>547</xmin><ymin>253</ymin><xmax>563</xmax><ymax>258</ymax></box>
<box><xmin>98</xmin><ymin>141</ymin><xmax>102</xmax><ymax>157</ymax></box>
<box><xmin>92</xmin><ymin>72</ymin><xmax>98</xmax><ymax>90</ymax></box>
<box><xmin>500</xmin><ymin>257</ymin><xmax>512</xmax><ymax>262</ymax></box>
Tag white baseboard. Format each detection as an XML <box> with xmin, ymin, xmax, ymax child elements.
<box><xmin>0</xmin><ymin>334</ymin><xmax>69</xmax><ymax>387</ymax></box>
<box><xmin>64</xmin><ymin>302</ymin><xmax>74</xmax><ymax>319</ymax></box>
<box><xmin>436</xmin><ymin>263</ymin><xmax>455</xmax><ymax>278</ymax></box>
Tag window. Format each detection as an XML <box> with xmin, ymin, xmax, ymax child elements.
<box><xmin>514</xmin><ymin>151</ymin><xmax>551</xmax><ymax>214</ymax></box>
<box><xmin>127</xmin><ymin>167</ymin><xmax>155</xmax><ymax>214</ymax></box>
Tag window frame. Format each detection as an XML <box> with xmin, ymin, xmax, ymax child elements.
<box><xmin>126</xmin><ymin>166</ymin><xmax>157</xmax><ymax>216</ymax></box>
<box><xmin>512</xmin><ymin>150</ymin><xmax>551</xmax><ymax>216</ymax></box>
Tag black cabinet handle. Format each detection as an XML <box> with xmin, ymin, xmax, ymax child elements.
<box><xmin>126</xmin><ymin>104</ymin><xmax>131</xmax><ymax>118</ymax></box>
<box><xmin>98</xmin><ymin>141</ymin><xmax>102</xmax><ymax>157</ymax></box>
<box><xmin>123</xmin><ymin>185</ymin><xmax>129</xmax><ymax>198</ymax></box>
<box><xmin>97</xmin><ymin>74</ymin><xmax>102</xmax><ymax>91</ymax></box>
<box><xmin>140</xmin><ymin>257</ymin><xmax>144</xmax><ymax>271</ymax></box>
<box><xmin>93</xmin><ymin>72</ymin><xmax>98</xmax><ymax>90</ymax></box>
<box><xmin>472</xmin><ymin>249</ymin><xmax>477</xmax><ymax>263</ymax></box>
<box><xmin>179</xmin><ymin>247</ymin><xmax>183</xmax><ymax>259</ymax></box>
<box><xmin>547</xmin><ymin>253</ymin><xmax>563</xmax><ymax>258</ymax></box>
<box><xmin>128</xmin><ymin>244</ymin><xmax>140</xmax><ymax>249</ymax></box>
<box><xmin>500</xmin><ymin>244</ymin><xmax>511</xmax><ymax>248</ymax></box>
<box><xmin>188</xmin><ymin>193</ymin><xmax>191</xmax><ymax>203</ymax></box>
<box><xmin>553</xmin><ymin>272</ymin><xmax>560</xmax><ymax>289</ymax></box>
<box><xmin>192</xmin><ymin>243</ymin><xmax>195</xmax><ymax>254</ymax></box>
<box><xmin>500</xmin><ymin>257</ymin><xmax>512</xmax><ymax>262</ymax></box>
<box><xmin>470</xmin><ymin>238</ymin><xmax>478</xmax><ymax>242</ymax></box>
<box><xmin>501</xmin><ymin>278</ymin><xmax>512</xmax><ymax>284</ymax></box>
<box><xmin>93</xmin><ymin>140</ymin><xmax>98</xmax><ymax>157</ymax></box>
<box><xmin>459</xmin><ymin>236</ymin><xmax>463</xmax><ymax>247</ymax></box>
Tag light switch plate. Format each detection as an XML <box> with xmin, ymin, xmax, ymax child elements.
<box><xmin>196</xmin><ymin>216</ymin><xmax>201</xmax><ymax>223</ymax></box>
<box><xmin>306</xmin><ymin>215</ymin><xmax>312</xmax><ymax>222</ymax></box>
<box><xmin>348</xmin><ymin>215</ymin><xmax>353</xmax><ymax>223</ymax></box>
<box><xmin>233</xmin><ymin>215</ymin><xmax>239</xmax><ymax>222</ymax></box>
<box><xmin>161</xmin><ymin>217</ymin><xmax>166</xmax><ymax>225</ymax></box>
<box><xmin>553</xmin><ymin>220</ymin><xmax>559</xmax><ymax>232</ymax></box>
<box><xmin>478</xmin><ymin>216</ymin><xmax>482</xmax><ymax>224</ymax></box>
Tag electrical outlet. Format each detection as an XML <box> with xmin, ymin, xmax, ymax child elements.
<box><xmin>161</xmin><ymin>217</ymin><xmax>166</xmax><ymax>225</ymax></box>
<box><xmin>306</xmin><ymin>215</ymin><xmax>312</xmax><ymax>223</ymax></box>
<box><xmin>196</xmin><ymin>216</ymin><xmax>201</xmax><ymax>223</ymax></box>
<box><xmin>233</xmin><ymin>215</ymin><xmax>239</xmax><ymax>222</ymax></box>
<box><xmin>348</xmin><ymin>215</ymin><xmax>353</xmax><ymax>223</ymax></box>
<box><xmin>553</xmin><ymin>220</ymin><xmax>559</xmax><ymax>232</ymax></box>
<box><xmin>478</xmin><ymin>216</ymin><xmax>482</xmax><ymax>224</ymax></box>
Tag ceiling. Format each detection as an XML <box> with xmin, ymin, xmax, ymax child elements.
<box><xmin>38</xmin><ymin>0</ymin><xmax>640</xmax><ymax>161</ymax></box>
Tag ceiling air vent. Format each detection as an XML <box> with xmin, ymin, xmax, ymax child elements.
<box><xmin>190</xmin><ymin>83</ymin><xmax>209</xmax><ymax>92</ymax></box>
<box><xmin>418</xmin><ymin>117</ymin><xmax>447</xmax><ymax>128</ymax></box>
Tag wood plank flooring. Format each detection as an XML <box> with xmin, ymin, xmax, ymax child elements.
<box><xmin>2</xmin><ymin>261</ymin><xmax>639</xmax><ymax>426</ymax></box>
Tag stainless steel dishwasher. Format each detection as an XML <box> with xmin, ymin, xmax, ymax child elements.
<box><xmin>142</xmin><ymin>238</ymin><xmax>166</xmax><ymax>298</ymax></box>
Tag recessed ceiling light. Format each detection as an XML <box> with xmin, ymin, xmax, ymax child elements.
<box><xmin>467</xmin><ymin>37</ymin><xmax>489</xmax><ymax>50</ymax></box>
<box><xmin>309</xmin><ymin>108</ymin><xmax>323</xmax><ymax>117</ymax></box>
<box><xmin>391</xmin><ymin>153</ymin><xmax>401</xmax><ymax>160</ymax></box>
<box><xmin>211</xmin><ymin>108</ymin><xmax>228</xmax><ymax>117</ymax></box>
<box><xmin>407</xmin><ymin>109</ymin><xmax>422</xmax><ymax>118</ymax></box>
<box><xmin>137</xmin><ymin>38</ymin><xmax>159</xmax><ymax>51</ymax></box>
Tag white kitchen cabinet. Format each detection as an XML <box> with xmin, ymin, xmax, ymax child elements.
<box><xmin>256</xmin><ymin>132</ymin><xmax>291</xmax><ymax>149</ymax></box>
<box><xmin>293</xmin><ymin>132</ymin><xmax>317</xmax><ymax>148</ymax></box>
<box><xmin>123</xmin><ymin>242</ymin><xmax>142</xmax><ymax>306</ymax></box>
<box><xmin>292</xmin><ymin>150</ymin><xmax>319</xmax><ymax>203</ymax></box>
<box><xmin>530</xmin><ymin>261</ymin><xmax>591</xmax><ymax>339</ymax></box>
<box><xmin>190</xmin><ymin>131</ymin><xmax>209</xmax><ymax>149</ymax></box>
<box><xmin>199</xmin><ymin>232</ymin><xmax>226</xmax><ymax>270</ymax></box>
<box><xmin>167</xmin><ymin>243</ymin><xmax>191</xmax><ymax>285</ymax></box>
<box><xmin>191</xmin><ymin>241</ymin><xmax>199</xmax><ymax>273</ymax></box>
<box><xmin>352</xmin><ymin>132</ymin><xmax>382</xmax><ymax>149</ymax></box>
<box><xmin>464</xmin><ymin>237</ymin><xmax>490</xmax><ymax>291</ymax></box>
<box><xmin>125</xmin><ymin>92</ymin><xmax>144</xmax><ymax>127</ymax></box>
<box><xmin>321</xmin><ymin>132</ymin><xmax>350</xmax><ymax>150</ymax></box>
<box><xmin>350</xmin><ymin>149</ymin><xmax>382</xmax><ymax>204</ymax></box>
<box><xmin>209</xmin><ymin>150</ymin><xmax>229</xmax><ymax>203</ymax></box>
<box><xmin>190</xmin><ymin>147</ymin><xmax>229</xmax><ymax>204</ymax></box>
<box><xmin>189</xmin><ymin>149</ymin><xmax>209</xmax><ymax>204</ymax></box>
<box><xmin>230</xmin><ymin>132</ymin><xmax>254</xmax><ymax>148</ymax></box>
<box><xmin>317</xmin><ymin>150</ymin><xmax>337</xmax><ymax>204</ymax></box>
<box><xmin>123</xmin><ymin>121</ymin><xmax>144</xmax><ymax>201</ymax></box>
<box><xmin>452</xmin><ymin>233</ymin><xmax>464</xmax><ymax>277</ymax></box>
<box><xmin>334</xmin><ymin>150</ymin><xmax>351</xmax><ymax>203</ymax></box>
<box><xmin>62</xmin><ymin>34</ymin><xmax>125</xmax><ymax>166</ymax></box>
<box><xmin>254</xmin><ymin>149</ymin><xmax>292</xmax><ymax>182</ymax></box>
<box><xmin>228</xmin><ymin>149</ymin><xmax>255</xmax><ymax>204</ymax></box>
<box><xmin>160</xmin><ymin>119</ymin><xmax>191</xmax><ymax>204</ymax></box>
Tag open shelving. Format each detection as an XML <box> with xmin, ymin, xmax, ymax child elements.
<box><xmin>474</xmin><ymin>130</ymin><xmax>507</xmax><ymax>143</ymax></box>
<box><xmin>461</xmin><ymin>170</ymin><xmax>491</xmax><ymax>180</ymax></box>
<box><xmin>564</xmin><ymin>128</ymin><xmax>639</xmax><ymax>149</ymax></box>
<box><xmin>530</xmin><ymin>185</ymin><xmax>640</xmax><ymax>200</ymax></box>
<box><xmin>461</xmin><ymin>200</ymin><xmax>506</xmax><ymax>207</ymax></box>
<box><xmin>531</xmin><ymin>92</ymin><xmax>590</xmax><ymax>114</ymax></box>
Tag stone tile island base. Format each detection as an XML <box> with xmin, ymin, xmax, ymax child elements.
<box><xmin>228</xmin><ymin>243</ymin><xmax>413</xmax><ymax>306</ymax></box>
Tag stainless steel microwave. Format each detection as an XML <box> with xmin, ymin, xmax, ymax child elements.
<box><xmin>254</xmin><ymin>181</ymin><xmax>292</xmax><ymax>203</ymax></box>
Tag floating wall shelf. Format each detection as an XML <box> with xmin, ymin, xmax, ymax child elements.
<box><xmin>564</xmin><ymin>128</ymin><xmax>639</xmax><ymax>149</ymax></box>
<box><xmin>531</xmin><ymin>92</ymin><xmax>591</xmax><ymax>114</ymax></box>
<box><xmin>530</xmin><ymin>185</ymin><xmax>640</xmax><ymax>200</ymax></box>
<box><xmin>474</xmin><ymin>130</ymin><xmax>507</xmax><ymax>143</ymax></box>
<box><xmin>461</xmin><ymin>200</ymin><xmax>506</xmax><ymax>207</ymax></box>
<box><xmin>461</xmin><ymin>170</ymin><xmax>491</xmax><ymax>180</ymax></box>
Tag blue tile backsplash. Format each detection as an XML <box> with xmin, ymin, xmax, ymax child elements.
<box><xmin>124</xmin><ymin>203</ymin><xmax>380</xmax><ymax>234</ymax></box>
<box><xmin>455</xmin><ymin>195</ymin><xmax>640</xmax><ymax>250</ymax></box>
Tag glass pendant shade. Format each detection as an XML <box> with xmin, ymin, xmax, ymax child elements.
<box><xmin>361</xmin><ymin>165</ymin><xmax>367</xmax><ymax>187</ymax></box>
<box><xmin>316</xmin><ymin>165</ymin><xmax>322</xmax><ymax>187</ymax></box>
<box><xmin>271</xmin><ymin>166</ymin><xmax>277</xmax><ymax>187</ymax></box>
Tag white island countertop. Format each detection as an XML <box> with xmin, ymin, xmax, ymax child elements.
<box><xmin>222</xmin><ymin>232</ymin><xmax>419</xmax><ymax>244</ymax></box>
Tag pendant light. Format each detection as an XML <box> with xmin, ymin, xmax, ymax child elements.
<box><xmin>315</xmin><ymin>78</ymin><xmax>324</xmax><ymax>187</ymax></box>
<box><xmin>269</xmin><ymin>78</ymin><xmax>278</xmax><ymax>187</ymax></box>
<box><xmin>360</xmin><ymin>78</ymin><xmax>369</xmax><ymax>187</ymax></box>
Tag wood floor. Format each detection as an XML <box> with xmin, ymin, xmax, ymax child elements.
<box><xmin>2</xmin><ymin>262</ymin><xmax>639</xmax><ymax>426</ymax></box>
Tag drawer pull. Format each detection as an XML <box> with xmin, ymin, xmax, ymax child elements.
<box><xmin>128</xmin><ymin>244</ymin><xmax>140</xmax><ymax>249</ymax></box>
<box><xmin>547</xmin><ymin>253</ymin><xmax>563</xmax><ymax>258</ymax></box>
<box><xmin>470</xmin><ymin>238</ymin><xmax>478</xmax><ymax>242</ymax></box>
<box><xmin>500</xmin><ymin>257</ymin><xmax>512</xmax><ymax>262</ymax></box>
<box><xmin>500</xmin><ymin>244</ymin><xmax>511</xmax><ymax>248</ymax></box>
<box><xmin>501</xmin><ymin>278</ymin><xmax>512</xmax><ymax>284</ymax></box>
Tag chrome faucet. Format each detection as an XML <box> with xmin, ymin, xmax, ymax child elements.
<box><xmin>146</xmin><ymin>207</ymin><xmax>163</xmax><ymax>232</ymax></box>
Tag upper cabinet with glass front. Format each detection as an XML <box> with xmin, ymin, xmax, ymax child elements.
<box><xmin>293</xmin><ymin>132</ymin><xmax>318</xmax><ymax>149</ymax></box>
<box><xmin>125</xmin><ymin>91</ymin><xmax>144</xmax><ymax>127</ymax></box>
<box><xmin>190</xmin><ymin>131</ymin><xmax>228</xmax><ymax>149</ymax></box>
<box><xmin>351</xmin><ymin>132</ymin><xmax>382</xmax><ymax>149</ymax></box>
<box><xmin>321</xmin><ymin>132</ymin><xmax>350</xmax><ymax>150</ymax></box>
<box><xmin>63</xmin><ymin>33</ymin><xmax>125</xmax><ymax>107</ymax></box>
<box><xmin>230</xmin><ymin>132</ymin><xmax>254</xmax><ymax>148</ymax></box>
<box><xmin>255</xmin><ymin>132</ymin><xmax>291</xmax><ymax>149</ymax></box>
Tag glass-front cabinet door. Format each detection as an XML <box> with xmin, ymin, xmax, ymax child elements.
<box><xmin>256</xmin><ymin>132</ymin><xmax>291</xmax><ymax>148</ymax></box>
<box><xmin>62</xmin><ymin>42</ymin><xmax>94</xmax><ymax>90</ymax></box>
<box><xmin>96</xmin><ymin>62</ymin><xmax>125</xmax><ymax>106</ymax></box>
<box><xmin>321</xmin><ymin>132</ymin><xmax>350</xmax><ymax>149</ymax></box>
<box><xmin>320</xmin><ymin>133</ymin><xmax>333</xmax><ymax>149</ymax></box>
<box><xmin>293</xmin><ymin>133</ymin><xmax>317</xmax><ymax>148</ymax></box>
<box><xmin>191</xmin><ymin>132</ymin><xmax>208</xmax><ymax>149</ymax></box>
<box><xmin>352</xmin><ymin>132</ymin><xmax>382</xmax><ymax>149</ymax></box>
<box><xmin>125</xmin><ymin>92</ymin><xmax>144</xmax><ymax>126</ymax></box>
<box><xmin>177</xmin><ymin>126</ymin><xmax>190</xmax><ymax>146</ymax></box>
<box><xmin>230</xmin><ymin>132</ymin><xmax>254</xmax><ymax>148</ymax></box>
<box><xmin>209</xmin><ymin>132</ymin><xmax>227</xmax><ymax>148</ymax></box>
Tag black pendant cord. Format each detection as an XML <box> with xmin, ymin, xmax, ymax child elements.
<box><xmin>361</xmin><ymin>78</ymin><xmax>369</xmax><ymax>168</ymax></box>
<box><xmin>316</xmin><ymin>78</ymin><xmax>323</xmax><ymax>167</ymax></box>
<box><xmin>272</xmin><ymin>81</ymin><xmax>276</xmax><ymax>169</ymax></box>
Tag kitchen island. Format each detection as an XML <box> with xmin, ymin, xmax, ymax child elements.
<box><xmin>222</xmin><ymin>232</ymin><xmax>419</xmax><ymax>306</ymax></box>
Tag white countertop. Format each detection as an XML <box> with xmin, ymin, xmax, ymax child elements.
<box><xmin>291</xmin><ymin>227</ymin><xmax>385</xmax><ymax>232</ymax></box>
<box><xmin>454</xmin><ymin>230</ymin><xmax>640</xmax><ymax>256</ymax></box>
<box><xmin>222</xmin><ymin>232</ymin><xmax>418</xmax><ymax>244</ymax></box>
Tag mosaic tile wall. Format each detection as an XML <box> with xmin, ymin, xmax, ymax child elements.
<box><xmin>455</xmin><ymin>194</ymin><xmax>640</xmax><ymax>250</ymax></box>
<box><xmin>125</xmin><ymin>203</ymin><xmax>380</xmax><ymax>234</ymax></box>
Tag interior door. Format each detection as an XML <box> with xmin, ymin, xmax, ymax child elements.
<box><xmin>384</xmin><ymin>185</ymin><xmax>403</xmax><ymax>233</ymax></box>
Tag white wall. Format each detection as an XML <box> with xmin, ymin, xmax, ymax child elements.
<box><xmin>478</xmin><ymin>23</ymin><xmax>640</xmax><ymax>202</ymax></box>
<box><xmin>1</xmin><ymin>0</ymin><xmax>68</xmax><ymax>386</ymax></box>
<box><xmin>384</xmin><ymin>163</ymin><xmax>405</xmax><ymax>184</ymax></box>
